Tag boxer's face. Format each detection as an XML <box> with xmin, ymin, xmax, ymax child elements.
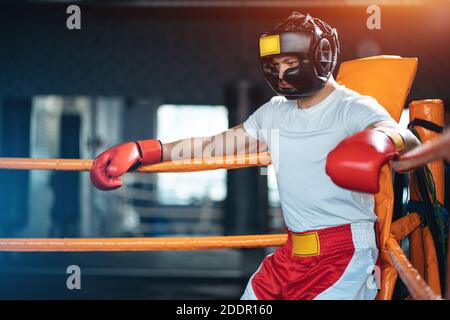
<box><xmin>271</xmin><ymin>55</ymin><xmax>300</xmax><ymax>89</ymax></box>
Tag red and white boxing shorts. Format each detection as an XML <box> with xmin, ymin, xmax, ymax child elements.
<box><xmin>241</xmin><ymin>222</ymin><xmax>379</xmax><ymax>300</ymax></box>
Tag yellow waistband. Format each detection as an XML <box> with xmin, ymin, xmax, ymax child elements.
<box><xmin>291</xmin><ymin>232</ymin><xmax>320</xmax><ymax>257</ymax></box>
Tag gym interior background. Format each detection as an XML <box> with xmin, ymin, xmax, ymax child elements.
<box><xmin>0</xmin><ymin>0</ymin><xmax>448</xmax><ymax>299</ymax></box>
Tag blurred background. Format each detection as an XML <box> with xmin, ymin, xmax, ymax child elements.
<box><xmin>0</xmin><ymin>0</ymin><xmax>448</xmax><ymax>299</ymax></box>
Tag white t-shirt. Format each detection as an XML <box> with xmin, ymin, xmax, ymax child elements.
<box><xmin>243</xmin><ymin>84</ymin><xmax>393</xmax><ymax>232</ymax></box>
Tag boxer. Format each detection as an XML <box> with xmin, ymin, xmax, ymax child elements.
<box><xmin>90</xmin><ymin>12</ymin><xmax>420</xmax><ymax>300</ymax></box>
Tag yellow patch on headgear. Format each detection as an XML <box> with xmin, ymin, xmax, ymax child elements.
<box><xmin>259</xmin><ymin>34</ymin><xmax>281</xmax><ymax>57</ymax></box>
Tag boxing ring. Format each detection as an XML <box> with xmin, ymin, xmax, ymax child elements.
<box><xmin>0</xmin><ymin>56</ymin><xmax>447</xmax><ymax>300</ymax></box>
<box><xmin>0</xmin><ymin>151</ymin><xmax>444</xmax><ymax>300</ymax></box>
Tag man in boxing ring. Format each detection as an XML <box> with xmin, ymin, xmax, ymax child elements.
<box><xmin>89</xmin><ymin>12</ymin><xmax>420</xmax><ymax>300</ymax></box>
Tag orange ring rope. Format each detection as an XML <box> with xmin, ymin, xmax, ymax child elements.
<box><xmin>0</xmin><ymin>152</ymin><xmax>272</xmax><ymax>172</ymax></box>
<box><xmin>0</xmin><ymin>234</ymin><xmax>287</xmax><ymax>252</ymax></box>
<box><xmin>386</xmin><ymin>238</ymin><xmax>441</xmax><ymax>300</ymax></box>
<box><xmin>0</xmin><ymin>232</ymin><xmax>441</xmax><ymax>300</ymax></box>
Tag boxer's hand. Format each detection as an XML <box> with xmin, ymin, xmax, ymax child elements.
<box><xmin>90</xmin><ymin>139</ymin><xmax>162</xmax><ymax>191</ymax></box>
<box><xmin>326</xmin><ymin>129</ymin><xmax>404</xmax><ymax>193</ymax></box>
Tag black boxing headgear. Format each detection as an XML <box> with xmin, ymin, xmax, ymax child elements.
<box><xmin>259</xmin><ymin>12</ymin><xmax>340</xmax><ymax>99</ymax></box>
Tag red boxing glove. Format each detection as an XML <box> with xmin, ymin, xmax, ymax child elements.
<box><xmin>90</xmin><ymin>139</ymin><xmax>162</xmax><ymax>191</ymax></box>
<box><xmin>326</xmin><ymin>128</ymin><xmax>404</xmax><ymax>193</ymax></box>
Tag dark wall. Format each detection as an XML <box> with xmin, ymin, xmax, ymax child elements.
<box><xmin>0</xmin><ymin>98</ymin><xmax>31</xmax><ymax>235</ymax></box>
<box><xmin>0</xmin><ymin>4</ymin><xmax>448</xmax><ymax>106</ymax></box>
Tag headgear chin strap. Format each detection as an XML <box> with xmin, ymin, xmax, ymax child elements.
<box><xmin>259</xmin><ymin>13</ymin><xmax>340</xmax><ymax>99</ymax></box>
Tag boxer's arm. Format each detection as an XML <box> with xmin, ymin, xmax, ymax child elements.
<box><xmin>91</xmin><ymin>124</ymin><xmax>267</xmax><ymax>190</ymax></box>
<box><xmin>366</xmin><ymin>120</ymin><xmax>421</xmax><ymax>153</ymax></box>
<box><xmin>162</xmin><ymin>123</ymin><xmax>268</xmax><ymax>161</ymax></box>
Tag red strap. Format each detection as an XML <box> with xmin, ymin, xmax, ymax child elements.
<box><xmin>136</xmin><ymin>139</ymin><xmax>162</xmax><ymax>165</ymax></box>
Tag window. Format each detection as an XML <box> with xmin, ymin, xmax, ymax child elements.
<box><xmin>156</xmin><ymin>104</ymin><xmax>228</xmax><ymax>205</ymax></box>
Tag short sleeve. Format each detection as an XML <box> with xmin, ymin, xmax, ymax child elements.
<box><xmin>343</xmin><ymin>95</ymin><xmax>394</xmax><ymax>135</ymax></box>
<box><xmin>243</xmin><ymin>100</ymin><xmax>272</xmax><ymax>141</ymax></box>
